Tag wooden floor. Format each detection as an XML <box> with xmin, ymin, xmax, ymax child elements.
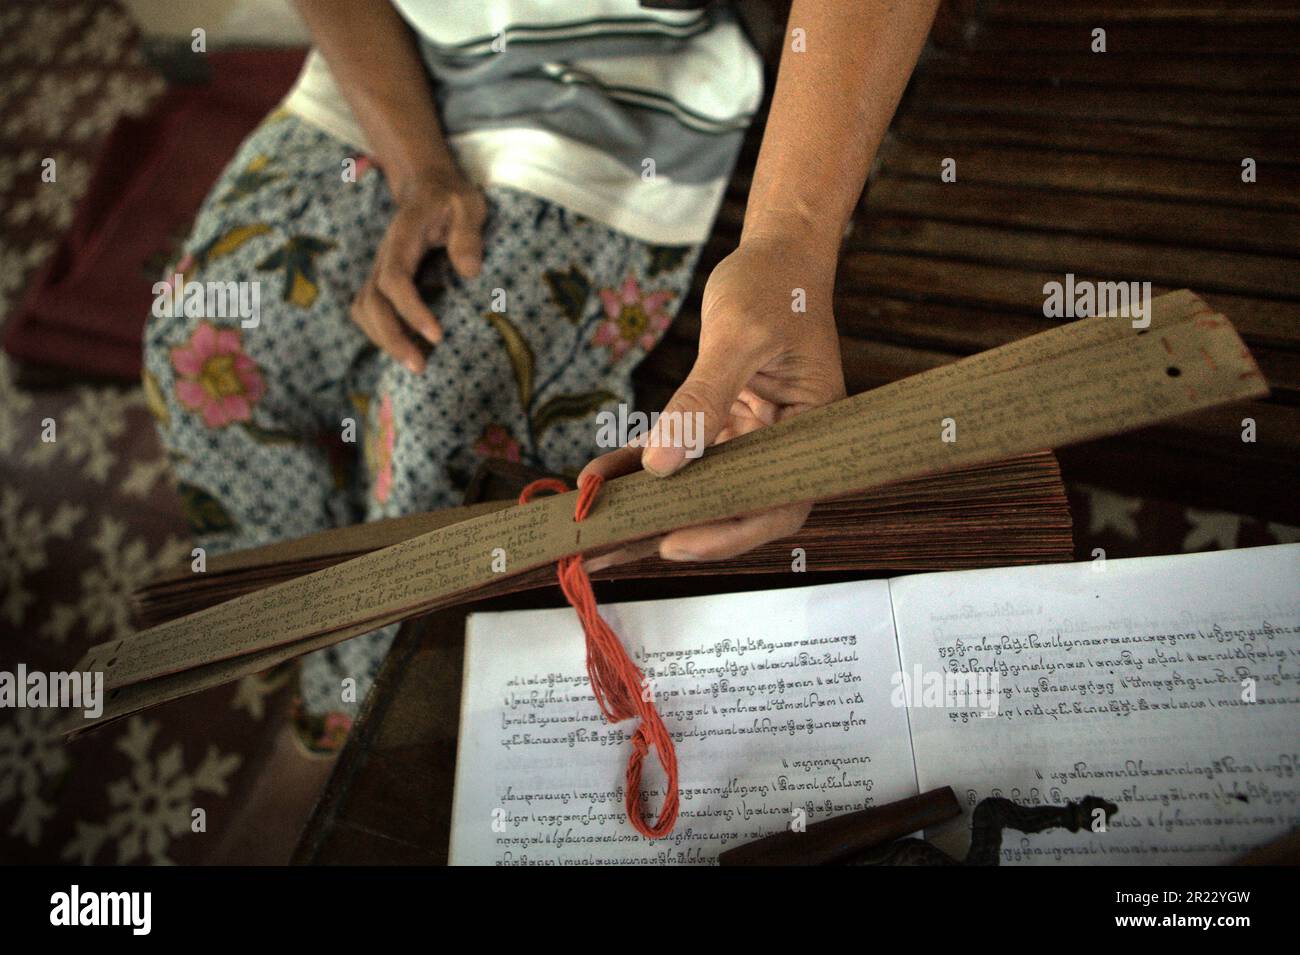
<box><xmin>636</xmin><ymin>0</ymin><xmax>1299</xmax><ymax>524</ymax></box>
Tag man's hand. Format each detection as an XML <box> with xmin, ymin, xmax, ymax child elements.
<box><xmin>580</xmin><ymin>0</ymin><xmax>939</xmax><ymax>562</ymax></box>
<box><xmin>294</xmin><ymin>0</ymin><xmax>490</xmax><ymax>374</ymax></box>
<box><xmin>579</xmin><ymin>235</ymin><xmax>845</xmax><ymax>562</ymax></box>
<box><xmin>350</xmin><ymin>172</ymin><xmax>487</xmax><ymax>374</ymax></box>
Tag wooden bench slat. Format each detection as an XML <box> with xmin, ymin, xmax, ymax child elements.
<box><xmin>867</xmin><ymin>175</ymin><xmax>1299</xmax><ymax>256</ymax></box>
<box><xmin>913</xmin><ymin>75</ymin><xmax>1298</xmax><ymax>128</ymax></box>
<box><xmin>990</xmin><ymin>2</ymin><xmax>1300</xmax><ymax>24</ymax></box>
<box><xmin>830</xmin><ymin>291</ymin><xmax>1300</xmax><ymax>394</ymax></box>
<box><xmin>855</xmin><ymin>215</ymin><xmax>1300</xmax><ymax>299</ymax></box>
<box><xmin>835</xmin><ymin>251</ymin><xmax>1300</xmax><ymax>351</ymax></box>
<box><xmin>1097</xmin><ymin>400</ymin><xmax>1300</xmax><ymax>466</ymax></box>
<box><xmin>968</xmin><ymin>21</ymin><xmax>1300</xmax><ymax>54</ymax></box>
<box><xmin>877</xmin><ymin>139</ymin><xmax>1300</xmax><ymax>211</ymax></box>
<box><xmin>925</xmin><ymin>49</ymin><xmax>1300</xmax><ymax>92</ymax></box>
<box><xmin>894</xmin><ymin>111</ymin><xmax>1300</xmax><ymax>165</ymax></box>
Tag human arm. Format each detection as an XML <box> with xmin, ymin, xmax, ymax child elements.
<box><xmin>293</xmin><ymin>0</ymin><xmax>487</xmax><ymax>372</ymax></box>
<box><xmin>581</xmin><ymin>0</ymin><xmax>941</xmax><ymax>561</ymax></box>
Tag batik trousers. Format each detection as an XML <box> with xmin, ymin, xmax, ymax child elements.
<box><xmin>142</xmin><ymin>112</ymin><xmax>700</xmax><ymax>748</ymax></box>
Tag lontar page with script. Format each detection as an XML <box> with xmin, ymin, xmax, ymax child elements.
<box><xmin>449</xmin><ymin>545</ymin><xmax>1299</xmax><ymax>864</ymax></box>
<box><xmin>64</xmin><ymin>291</ymin><xmax>1269</xmax><ymax>736</ymax></box>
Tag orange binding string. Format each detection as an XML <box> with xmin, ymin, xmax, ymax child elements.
<box><xmin>518</xmin><ymin>474</ymin><xmax>680</xmax><ymax>838</ymax></box>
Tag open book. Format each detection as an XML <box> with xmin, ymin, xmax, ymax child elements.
<box><xmin>449</xmin><ymin>543</ymin><xmax>1299</xmax><ymax>865</ymax></box>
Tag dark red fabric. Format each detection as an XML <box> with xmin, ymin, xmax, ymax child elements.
<box><xmin>3</xmin><ymin>48</ymin><xmax>307</xmax><ymax>381</ymax></box>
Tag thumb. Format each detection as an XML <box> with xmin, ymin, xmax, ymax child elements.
<box><xmin>641</xmin><ymin>336</ymin><xmax>761</xmax><ymax>477</ymax></box>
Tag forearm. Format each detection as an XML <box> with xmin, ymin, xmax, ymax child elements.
<box><xmin>293</xmin><ymin>0</ymin><xmax>458</xmax><ymax>198</ymax></box>
<box><xmin>742</xmin><ymin>0</ymin><xmax>940</xmax><ymax>260</ymax></box>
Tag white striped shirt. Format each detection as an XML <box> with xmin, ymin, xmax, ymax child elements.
<box><xmin>282</xmin><ymin>0</ymin><xmax>764</xmax><ymax>244</ymax></box>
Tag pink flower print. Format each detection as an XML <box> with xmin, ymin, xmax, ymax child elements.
<box><xmin>351</xmin><ymin>154</ymin><xmax>376</xmax><ymax>179</ymax></box>
<box><xmin>367</xmin><ymin>393</ymin><xmax>397</xmax><ymax>503</ymax></box>
<box><xmin>473</xmin><ymin>424</ymin><xmax>521</xmax><ymax>463</ymax></box>
<box><xmin>165</xmin><ymin>253</ymin><xmax>196</xmax><ymax>290</ymax></box>
<box><xmin>317</xmin><ymin>712</ymin><xmax>353</xmax><ymax>751</ymax></box>
<box><xmin>593</xmin><ymin>274</ymin><xmax>674</xmax><ymax>360</ymax></box>
<box><xmin>170</xmin><ymin>322</ymin><xmax>266</xmax><ymax>428</ymax></box>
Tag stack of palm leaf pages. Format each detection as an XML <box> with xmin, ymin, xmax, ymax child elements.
<box><xmin>67</xmin><ymin>290</ymin><xmax>1264</xmax><ymax>739</ymax></box>
<box><xmin>133</xmin><ymin>451</ymin><xmax>1075</xmax><ymax>628</ymax></box>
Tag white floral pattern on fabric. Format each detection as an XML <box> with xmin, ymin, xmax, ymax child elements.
<box><xmin>0</xmin><ymin>241</ymin><xmax>53</xmax><ymax>318</ymax></box>
<box><xmin>1183</xmin><ymin>507</ymin><xmax>1243</xmax><ymax>552</ymax></box>
<box><xmin>5</xmin><ymin>152</ymin><xmax>90</xmax><ymax>229</ymax></box>
<box><xmin>0</xmin><ymin>147</ymin><xmax>39</xmax><ymax>192</ymax></box>
<box><xmin>60</xmin><ymin>6</ymin><xmax>136</xmax><ymax>65</ymax></box>
<box><xmin>0</xmin><ymin>708</ymin><xmax>70</xmax><ymax>846</ymax></box>
<box><xmin>119</xmin><ymin>454</ymin><xmax>172</xmax><ymax>498</ymax></box>
<box><xmin>230</xmin><ymin>669</ymin><xmax>294</xmax><ymax>722</ymax></box>
<box><xmin>0</xmin><ymin>486</ymin><xmax>83</xmax><ymax>627</ymax></box>
<box><xmin>0</xmin><ymin>0</ymin><xmax>304</xmax><ymax>866</ymax></box>
<box><xmin>0</xmin><ymin>6</ymin><xmax>91</xmax><ymax>66</ymax></box>
<box><xmin>1080</xmin><ymin>483</ymin><xmax>1142</xmax><ymax>540</ymax></box>
<box><xmin>61</xmin><ymin>717</ymin><xmax>241</xmax><ymax>865</ymax></box>
<box><xmin>3</xmin><ymin>72</ymin><xmax>100</xmax><ymax>138</ymax></box>
<box><xmin>23</xmin><ymin>387</ymin><xmax>143</xmax><ymax>482</ymax></box>
<box><xmin>69</xmin><ymin>71</ymin><xmax>165</xmax><ymax>141</ymax></box>
<box><xmin>40</xmin><ymin>515</ymin><xmax>190</xmax><ymax>644</ymax></box>
<box><xmin>0</xmin><ymin>355</ymin><xmax>36</xmax><ymax>454</ymax></box>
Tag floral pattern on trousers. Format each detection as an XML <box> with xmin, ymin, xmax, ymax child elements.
<box><xmin>142</xmin><ymin>113</ymin><xmax>702</xmax><ymax>740</ymax></box>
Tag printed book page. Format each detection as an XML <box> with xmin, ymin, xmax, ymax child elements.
<box><xmin>891</xmin><ymin>543</ymin><xmax>1300</xmax><ymax>864</ymax></box>
<box><xmin>449</xmin><ymin>580</ymin><xmax>918</xmax><ymax>864</ymax></box>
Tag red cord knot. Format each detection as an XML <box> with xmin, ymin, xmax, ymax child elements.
<box><xmin>518</xmin><ymin>474</ymin><xmax>680</xmax><ymax>838</ymax></box>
